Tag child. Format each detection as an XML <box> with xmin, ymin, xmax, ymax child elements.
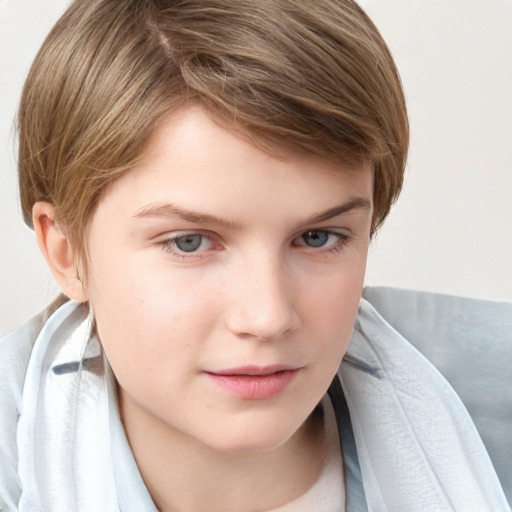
<box><xmin>1</xmin><ymin>1</ymin><xmax>508</xmax><ymax>510</ymax></box>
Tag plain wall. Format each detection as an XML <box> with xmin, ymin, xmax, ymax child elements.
<box><xmin>1</xmin><ymin>0</ymin><xmax>511</xmax><ymax>336</ymax></box>
<box><xmin>362</xmin><ymin>0</ymin><xmax>512</xmax><ymax>304</ymax></box>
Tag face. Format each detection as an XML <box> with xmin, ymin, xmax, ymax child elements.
<box><xmin>84</xmin><ymin>107</ymin><xmax>373</xmax><ymax>455</ymax></box>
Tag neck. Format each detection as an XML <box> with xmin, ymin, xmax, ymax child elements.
<box><xmin>119</xmin><ymin>393</ymin><xmax>326</xmax><ymax>512</ymax></box>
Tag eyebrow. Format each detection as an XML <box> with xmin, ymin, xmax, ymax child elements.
<box><xmin>133</xmin><ymin>196</ymin><xmax>371</xmax><ymax>228</ymax></box>
<box><xmin>134</xmin><ymin>203</ymin><xmax>241</xmax><ymax>229</ymax></box>
<box><xmin>304</xmin><ymin>197</ymin><xmax>372</xmax><ymax>224</ymax></box>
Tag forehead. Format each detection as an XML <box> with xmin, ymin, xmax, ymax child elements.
<box><xmin>96</xmin><ymin>106</ymin><xmax>373</xmax><ymax>223</ymax></box>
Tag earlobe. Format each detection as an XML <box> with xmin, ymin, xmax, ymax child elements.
<box><xmin>32</xmin><ymin>202</ymin><xmax>88</xmax><ymax>302</ymax></box>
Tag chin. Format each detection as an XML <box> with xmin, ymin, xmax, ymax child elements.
<box><xmin>208</xmin><ymin>436</ymin><xmax>290</xmax><ymax>456</ymax></box>
<box><xmin>202</xmin><ymin>415</ymin><xmax>302</xmax><ymax>456</ymax></box>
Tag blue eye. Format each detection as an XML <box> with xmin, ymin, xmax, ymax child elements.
<box><xmin>174</xmin><ymin>234</ymin><xmax>204</xmax><ymax>252</ymax></box>
<box><xmin>293</xmin><ymin>230</ymin><xmax>350</xmax><ymax>253</ymax></box>
<box><xmin>159</xmin><ymin>233</ymin><xmax>215</xmax><ymax>255</ymax></box>
<box><xmin>301</xmin><ymin>231</ymin><xmax>330</xmax><ymax>248</ymax></box>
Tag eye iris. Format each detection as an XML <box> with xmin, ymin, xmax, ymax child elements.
<box><xmin>175</xmin><ymin>235</ymin><xmax>203</xmax><ymax>252</ymax></box>
<box><xmin>303</xmin><ymin>231</ymin><xmax>328</xmax><ymax>247</ymax></box>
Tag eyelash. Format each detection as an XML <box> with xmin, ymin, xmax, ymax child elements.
<box><xmin>295</xmin><ymin>230</ymin><xmax>352</xmax><ymax>254</ymax></box>
<box><xmin>156</xmin><ymin>229</ymin><xmax>352</xmax><ymax>258</ymax></box>
<box><xmin>156</xmin><ymin>232</ymin><xmax>217</xmax><ymax>259</ymax></box>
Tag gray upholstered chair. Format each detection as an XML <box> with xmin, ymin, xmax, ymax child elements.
<box><xmin>363</xmin><ymin>286</ymin><xmax>512</xmax><ymax>506</ymax></box>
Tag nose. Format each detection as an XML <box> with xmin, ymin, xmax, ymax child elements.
<box><xmin>225</xmin><ymin>254</ymin><xmax>300</xmax><ymax>341</ymax></box>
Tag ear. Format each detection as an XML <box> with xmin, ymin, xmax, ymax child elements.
<box><xmin>32</xmin><ymin>202</ymin><xmax>88</xmax><ymax>302</ymax></box>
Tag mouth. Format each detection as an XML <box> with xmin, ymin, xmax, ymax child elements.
<box><xmin>205</xmin><ymin>365</ymin><xmax>299</xmax><ymax>400</ymax></box>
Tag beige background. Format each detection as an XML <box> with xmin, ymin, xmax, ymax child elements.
<box><xmin>1</xmin><ymin>0</ymin><xmax>511</xmax><ymax>336</ymax></box>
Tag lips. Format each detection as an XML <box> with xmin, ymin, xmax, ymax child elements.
<box><xmin>205</xmin><ymin>365</ymin><xmax>299</xmax><ymax>400</ymax></box>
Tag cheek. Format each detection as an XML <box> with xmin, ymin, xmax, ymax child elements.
<box><xmin>300</xmin><ymin>262</ymin><xmax>365</xmax><ymax>358</ymax></box>
<box><xmin>86</xmin><ymin>256</ymin><xmax>221</xmax><ymax>378</ymax></box>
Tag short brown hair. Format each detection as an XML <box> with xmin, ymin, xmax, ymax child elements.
<box><xmin>18</xmin><ymin>0</ymin><xmax>408</xmax><ymax>262</ymax></box>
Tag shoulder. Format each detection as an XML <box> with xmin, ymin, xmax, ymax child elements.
<box><xmin>0</xmin><ymin>295</ymin><xmax>68</xmax><ymax>511</ymax></box>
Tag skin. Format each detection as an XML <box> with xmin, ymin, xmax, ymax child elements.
<box><xmin>34</xmin><ymin>106</ymin><xmax>373</xmax><ymax>512</ymax></box>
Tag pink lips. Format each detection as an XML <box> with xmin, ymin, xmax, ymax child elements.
<box><xmin>205</xmin><ymin>365</ymin><xmax>298</xmax><ymax>400</ymax></box>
